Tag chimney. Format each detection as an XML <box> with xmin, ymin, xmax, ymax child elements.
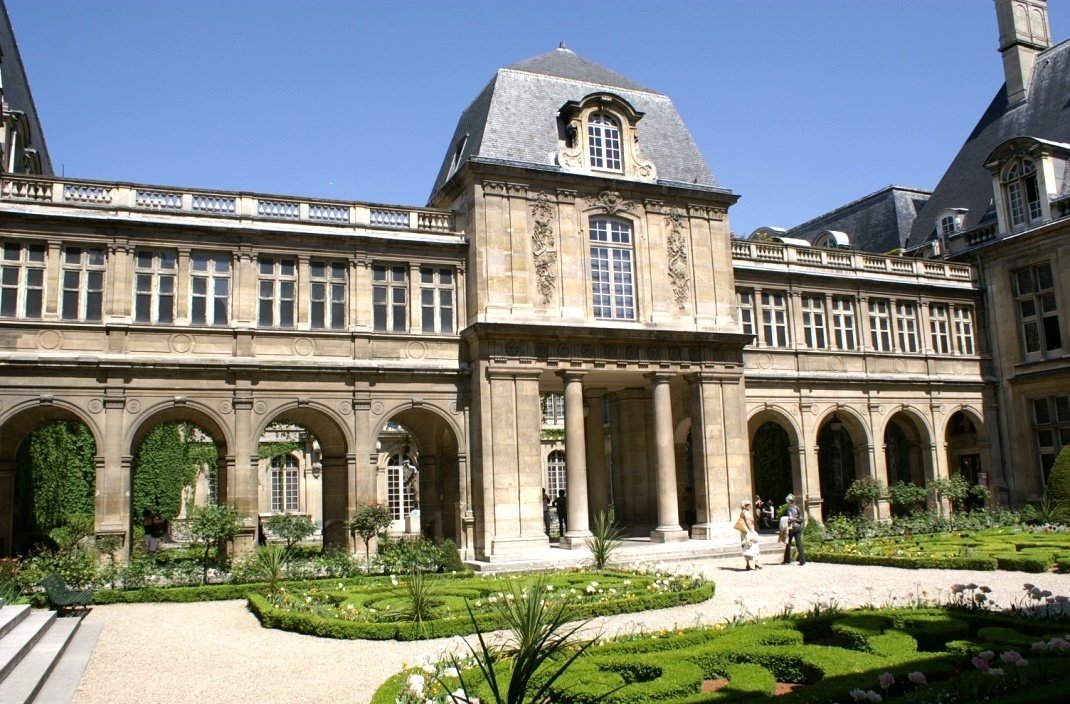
<box><xmin>994</xmin><ymin>0</ymin><xmax>1052</xmax><ymax>105</ymax></box>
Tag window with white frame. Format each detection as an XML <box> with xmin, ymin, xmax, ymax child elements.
<box><xmin>868</xmin><ymin>298</ymin><xmax>892</xmax><ymax>352</ymax></box>
<box><xmin>737</xmin><ymin>289</ymin><xmax>755</xmax><ymax>338</ymax></box>
<box><xmin>1003</xmin><ymin>157</ymin><xmax>1044</xmax><ymax>229</ymax></box>
<box><xmin>546</xmin><ymin>450</ymin><xmax>567</xmax><ymax>498</ymax></box>
<box><xmin>760</xmin><ymin>290</ymin><xmax>789</xmax><ymax>347</ymax></box>
<box><xmin>929</xmin><ymin>304</ymin><xmax>951</xmax><ymax>354</ymax></box>
<box><xmin>386</xmin><ymin>452</ymin><xmax>417</xmax><ymax>521</ymax></box>
<box><xmin>1034</xmin><ymin>395</ymin><xmax>1070</xmax><ymax>482</ymax></box>
<box><xmin>258</xmin><ymin>256</ymin><xmax>297</xmax><ymax>328</ymax></box>
<box><xmin>831</xmin><ymin>296</ymin><xmax>857</xmax><ymax>350</ymax></box>
<box><xmin>309</xmin><ymin>259</ymin><xmax>346</xmax><ymax>330</ymax></box>
<box><xmin>270</xmin><ymin>454</ymin><xmax>300</xmax><ymax>512</ymax></box>
<box><xmin>372</xmin><ymin>263</ymin><xmax>408</xmax><ymax>332</ymax></box>
<box><xmin>587</xmin><ymin>113</ymin><xmax>622</xmax><ymax>172</ymax></box>
<box><xmin>419</xmin><ymin>266</ymin><xmax>455</xmax><ymax>334</ymax></box>
<box><xmin>60</xmin><ymin>245</ymin><xmax>105</xmax><ymax>321</ymax></box>
<box><xmin>190</xmin><ymin>252</ymin><xmax>231</xmax><ymax>326</ymax></box>
<box><xmin>894</xmin><ymin>301</ymin><xmax>919</xmax><ymax>353</ymax></box>
<box><xmin>0</xmin><ymin>241</ymin><xmax>45</xmax><ymax>319</ymax></box>
<box><xmin>953</xmin><ymin>306</ymin><xmax>975</xmax><ymax>355</ymax></box>
<box><xmin>134</xmin><ymin>249</ymin><xmax>176</xmax><ymax>324</ymax></box>
<box><xmin>800</xmin><ymin>294</ymin><xmax>827</xmax><ymax>349</ymax></box>
<box><xmin>940</xmin><ymin>214</ymin><xmax>958</xmax><ymax>237</ymax></box>
<box><xmin>589</xmin><ymin>217</ymin><xmax>635</xmax><ymax>320</ymax></box>
<box><xmin>1013</xmin><ymin>262</ymin><xmax>1063</xmax><ymax>356</ymax></box>
<box><xmin>542</xmin><ymin>393</ymin><xmax>565</xmax><ymax>426</ymax></box>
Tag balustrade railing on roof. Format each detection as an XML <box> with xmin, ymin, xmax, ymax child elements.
<box><xmin>730</xmin><ymin>238</ymin><xmax>975</xmax><ymax>283</ymax></box>
<box><xmin>0</xmin><ymin>174</ymin><xmax>457</xmax><ymax>234</ymax></box>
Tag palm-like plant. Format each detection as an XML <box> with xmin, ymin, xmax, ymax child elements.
<box><xmin>253</xmin><ymin>543</ymin><xmax>287</xmax><ymax>600</ymax></box>
<box><xmin>390</xmin><ymin>568</ymin><xmax>441</xmax><ymax>635</ymax></box>
<box><xmin>585</xmin><ymin>509</ymin><xmax>626</xmax><ymax>571</ymax></box>
<box><xmin>445</xmin><ymin>575</ymin><xmax>612</xmax><ymax>704</ymax></box>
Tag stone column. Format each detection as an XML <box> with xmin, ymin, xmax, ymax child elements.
<box><xmin>100</xmin><ymin>391</ymin><xmax>129</xmax><ymax>553</ymax></box>
<box><xmin>648</xmin><ymin>372</ymin><xmax>686</xmax><ymax>543</ymax></box>
<box><xmin>558</xmin><ymin>370</ymin><xmax>591</xmax><ymax>548</ymax></box>
<box><xmin>0</xmin><ymin>460</ymin><xmax>13</xmax><ymax>556</ymax></box>
<box><xmin>584</xmin><ymin>389</ymin><xmax>609</xmax><ymax>518</ymax></box>
<box><xmin>230</xmin><ymin>391</ymin><xmax>258</xmax><ymax>556</ymax></box>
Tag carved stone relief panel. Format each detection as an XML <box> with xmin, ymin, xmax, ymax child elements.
<box><xmin>530</xmin><ymin>192</ymin><xmax>558</xmax><ymax>304</ymax></box>
<box><xmin>665</xmin><ymin>208</ymin><xmax>691</xmax><ymax>310</ymax></box>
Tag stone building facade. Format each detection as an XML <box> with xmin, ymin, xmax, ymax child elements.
<box><xmin>0</xmin><ymin>1</ymin><xmax>1063</xmax><ymax>561</ymax></box>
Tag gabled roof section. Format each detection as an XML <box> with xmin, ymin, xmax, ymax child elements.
<box><xmin>0</xmin><ymin>0</ymin><xmax>52</xmax><ymax>175</ymax></box>
<box><xmin>909</xmin><ymin>37</ymin><xmax>1070</xmax><ymax>244</ymax></box>
<box><xmin>428</xmin><ymin>46</ymin><xmax>716</xmax><ymax>203</ymax></box>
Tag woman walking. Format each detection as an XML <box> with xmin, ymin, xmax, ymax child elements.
<box><xmin>736</xmin><ymin>499</ymin><xmax>762</xmax><ymax>570</ymax></box>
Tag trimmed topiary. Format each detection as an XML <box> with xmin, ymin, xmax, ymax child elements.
<box><xmin>1048</xmin><ymin>446</ymin><xmax>1070</xmax><ymax>507</ymax></box>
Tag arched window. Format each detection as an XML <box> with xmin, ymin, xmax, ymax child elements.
<box><xmin>589</xmin><ymin>217</ymin><xmax>635</xmax><ymax>320</ymax></box>
<box><xmin>1003</xmin><ymin>158</ymin><xmax>1043</xmax><ymax>228</ymax></box>
<box><xmin>270</xmin><ymin>454</ymin><xmax>299</xmax><ymax>512</ymax></box>
<box><xmin>546</xmin><ymin>450</ymin><xmax>566</xmax><ymax>497</ymax></box>
<box><xmin>587</xmin><ymin>113</ymin><xmax>622</xmax><ymax>172</ymax></box>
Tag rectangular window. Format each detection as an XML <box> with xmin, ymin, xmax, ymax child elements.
<box><xmin>419</xmin><ymin>266</ymin><xmax>455</xmax><ymax>334</ymax></box>
<box><xmin>133</xmin><ymin>249</ymin><xmax>177</xmax><ymax>324</ymax></box>
<box><xmin>800</xmin><ymin>294</ymin><xmax>827</xmax><ymax>349</ymax></box>
<box><xmin>60</xmin><ymin>245</ymin><xmax>106</xmax><ymax>321</ymax></box>
<box><xmin>894</xmin><ymin>301</ymin><xmax>919</xmax><ymax>353</ymax></box>
<box><xmin>270</xmin><ymin>456</ymin><xmax>300</xmax><ymax>513</ymax></box>
<box><xmin>760</xmin><ymin>290</ymin><xmax>788</xmax><ymax>347</ymax></box>
<box><xmin>0</xmin><ymin>241</ymin><xmax>45</xmax><ymax>319</ymax></box>
<box><xmin>1014</xmin><ymin>262</ymin><xmax>1062</xmax><ymax>356</ymax></box>
<box><xmin>258</xmin><ymin>256</ymin><xmax>297</xmax><ymax>328</ymax></box>
<box><xmin>1034</xmin><ymin>395</ymin><xmax>1070</xmax><ymax>483</ymax></box>
<box><xmin>542</xmin><ymin>393</ymin><xmax>565</xmax><ymax>426</ymax></box>
<box><xmin>372</xmin><ymin>263</ymin><xmax>408</xmax><ymax>332</ymax></box>
<box><xmin>830</xmin><ymin>296</ymin><xmax>856</xmax><ymax>350</ymax></box>
<box><xmin>738</xmin><ymin>289</ymin><xmax>755</xmax><ymax>338</ymax></box>
<box><xmin>309</xmin><ymin>260</ymin><xmax>346</xmax><ymax>330</ymax></box>
<box><xmin>190</xmin><ymin>252</ymin><xmax>231</xmax><ymax>326</ymax></box>
<box><xmin>953</xmin><ymin>306</ymin><xmax>975</xmax><ymax>355</ymax></box>
<box><xmin>589</xmin><ymin>218</ymin><xmax>635</xmax><ymax>320</ymax></box>
<box><xmin>868</xmin><ymin>298</ymin><xmax>892</xmax><ymax>352</ymax></box>
<box><xmin>929</xmin><ymin>304</ymin><xmax>951</xmax><ymax>354</ymax></box>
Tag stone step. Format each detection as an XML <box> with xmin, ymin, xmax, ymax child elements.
<box><xmin>0</xmin><ymin>605</ymin><xmax>32</xmax><ymax>640</ymax></box>
<box><xmin>28</xmin><ymin>621</ymin><xmax>100</xmax><ymax>704</ymax></box>
<box><xmin>0</xmin><ymin>614</ymin><xmax>80</xmax><ymax>704</ymax></box>
<box><xmin>0</xmin><ymin>610</ymin><xmax>56</xmax><ymax>684</ymax></box>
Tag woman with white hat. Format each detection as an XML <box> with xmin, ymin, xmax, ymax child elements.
<box><xmin>736</xmin><ymin>499</ymin><xmax>762</xmax><ymax>570</ymax></box>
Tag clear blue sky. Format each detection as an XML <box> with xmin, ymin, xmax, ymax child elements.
<box><xmin>5</xmin><ymin>1</ymin><xmax>1066</xmax><ymax>237</ymax></box>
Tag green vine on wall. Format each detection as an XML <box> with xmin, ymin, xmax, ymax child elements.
<box><xmin>133</xmin><ymin>422</ymin><xmax>219</xmax><ymax>521</ymax></box>
<box><xmin>258</xmin><ymin>441</ymin><xmax>300</xmax><ymax>460</ymax></box>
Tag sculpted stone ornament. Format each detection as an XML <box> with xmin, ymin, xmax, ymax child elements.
<box><xmin>530</xmin><ymin>192</ymin><xmax>558</xmax><ymax>304</ymax></box>
<box><xmin>586</xmin><ymin>190</ymin><xmax>638</xmax><ymax>215</ymax></box>
<box><xmin>665</xmin><ymin>208</ymin><xmax>691</xmax><ymax>309</ymax></box>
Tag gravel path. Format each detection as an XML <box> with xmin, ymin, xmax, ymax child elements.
<box><xmin>69</xmin><ymin>557</ymin><xmax>1070</xmax><ymax>704</ymax></box>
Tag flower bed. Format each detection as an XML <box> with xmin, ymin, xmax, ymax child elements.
<box><xmin>249</xmin><ymin>568</ymin><xmax>712</xmax><ymax>641</ymax></box>
<box><xmin>810</xmin><ymin>527</ymin><xmax>1070</xmax><ymax>573</ymax></box>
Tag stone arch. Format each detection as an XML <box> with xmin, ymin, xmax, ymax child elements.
<box><xmin>880</xmin><ymin>406</ymin><xmax>936</xmax><ymax>488</ymax></box>
<box><xmin>126</xmin><ymin>400</ymin><xmax>233</xmax><ymax>457</ymax></box>
<box><xmin>815</xmin><ymin>407</ymin><xmax>872</xmax><ymax>519</ymax></box>
<box><xmin>0</xmin><ymin>400</ymin><xmax>103</xmax><ymax>556</ymax></box>
<box><xmin>944</xmin><ymin>404</ymin><xmax>990</xmax><ymax>509</ymax></box>
<box><xmin>373</xmin><ymin>402</ymin><xmax>465</xmax><ymax>549</ymax></box>
<box><xmin>747</xmin><ymin>406</ymin><xmax>800</xmax><ymax>512</ymax></box>
<box><xmin>255</xmin><ymin>402</ymin><xmax>353</xmax><ymax>550</ymax></box>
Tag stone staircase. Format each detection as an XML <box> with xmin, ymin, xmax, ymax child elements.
<box><xmin>0</xmin><ymin>605</ymin><xmax>100</xmax><ymax>704</ymax></box>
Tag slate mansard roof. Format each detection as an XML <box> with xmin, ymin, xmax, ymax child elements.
<box><xmin>428</xmin><ymin>47</ymin><xmax>718</xmax><ymax>203</ymax></box>
<box><xmin>0</xmin><ymin>0</ymin><xmax>52</xmax><ymax>175</ymax></box>
<box><xmin>908</xmin><ymin>37</ymin><xmax>1070</xmax><ymax>245</ymax></box>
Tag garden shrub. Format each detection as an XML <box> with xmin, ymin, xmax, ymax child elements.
<box><xmin>992</xmin><ymin>552</ymin><xmax>1053</xmax><ymax>573</ymax></box>
<box><xmin>1049</xmin><ymin>446</ymin><xmax>1070</xmax><ymax>507</ymax></box>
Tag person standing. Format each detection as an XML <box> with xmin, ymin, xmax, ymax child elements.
<box><xmin>542</xmin><ymin>488</ymin><xmax>552</xmax><ymax>536</ymax></box>
<box><xmin>782</xmin><ymin>494</ymin><xmax>806</xmax><ymax>565</ymax></box>
<box><xmin>737</xmin><ymin>499</ymin><xmax>761</xmax><ymax>570</ymax></box>
<box><xmin>553</xmin><ymin>489</ymin><xmax>567</xmax><ymax>534</ymax></box>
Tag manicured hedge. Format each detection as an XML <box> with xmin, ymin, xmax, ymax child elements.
<box><xmin>805</xmin><ymin>550</ymin><xmax>997</xmax><ymax>571</ymax></box>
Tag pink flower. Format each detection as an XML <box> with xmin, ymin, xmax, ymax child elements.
<box><xmin>978</xmin><ymin>650</ymin><xmax>995</xmax><ymax>661</ymax></box>
<box><xmin>907</xmin><ymin>671</ymin><xmax>927</xmax><ymax>685</ymax></box>
<box><xmin>1000</xmin><ymin>651</ymin><xmax>1021</xmax><ymax>663</ymax></box>
<box><xmin>972</xmin><ymin>656</ymin><xmax>990</xmax><ymax>671</ymax></box>
<box><xmin>849</xmin><ymin>688</ymin><xmax>869</xmax><ymax>702</ymax></box>
<box><xmin>878</xmin><ymin>672</ymin><xmax>894</xmax><ymax>690</ymax></box>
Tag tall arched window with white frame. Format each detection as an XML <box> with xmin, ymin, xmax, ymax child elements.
<box><xmin>546</xmin><ymin>450</ymin><xmax>567</xmax><ymax>497</ymax></box>
<box><xmin>270</xmin><ymin>454</ymin><xmax>300</xmax><ymax>512</ymax></box>
<box><xmin>588</xmin><ymin>113</ymin><xmax>622</xmax><ymax>172</ymax></box>
<box><xmin>386</xmin><ymin>451</ymin><xmax>418</xmax><ymax>522</ymax></box>
<box><xmin>589</xmin><ymin>217</ymin><xmax>635</xmax><ymax>320</ymax></box>
<box><xmin>1003</xmin><ymin>157</ymin><xmax>1043</xmax><ymax>229</ymax></box>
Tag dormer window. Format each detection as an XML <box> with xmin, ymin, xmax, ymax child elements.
<box><xmin>940</xmin><ymin>214</ymin><xmax>957</xmax><ymax>237</ymax></box>
<box><xmin>1003</xmin><ymin>157</ymin><xmax>1042</xmax><ymax>227</ymax></box>
<box><xmin>557</xmin><ymin>93</ymin><xmax>656</xmax><ymax>181</ymax></box>
<box><xmin>588</xmin><ymin>113</ymin><xmax>622</xmax><ymax>172</ymax></box>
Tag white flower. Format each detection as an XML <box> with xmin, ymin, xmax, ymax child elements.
<box><xmin>407</xmin><ymin>673</ymin><xmax>426</xmax><ymax>696</ymax></box>
<box><xmin>907</xmin><ymin>671</ymin><xmax>927</xmax><ymax>685</ymax></box>
<box><xmin>849</xmin><ymin>688</ymin><xmax>868</xmax><ymax>701</ymax></box>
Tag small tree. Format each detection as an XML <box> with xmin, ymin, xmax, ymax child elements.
<box><xmin>929</xmin><ymin>474</ymin><xmax>970</xmax><ymax>518</ymax></box>
<box><xmin>1047</xmin><ymin>446</ymin><xmax>1070</xmax><ymax>508</ymax></box>
<box><xmin>887</xmin><ymin>481</ymin><xmax>928</xmax><ymax>518</ymax></box>
<box><xmin>844</xmin><ymin>477</ymin><xmax>886</xmax><ymax>520</ymax></box>
<box><xmin>186</xmin><ymin>502</ymin><xmax>243</xmax><ymax>584</ymax></box>
<box><xmin>347</xmin><ymin>503</ymin><xmax>392</xmax><ymax>572</ymax></box>
<box><xmin>263</xmin><ymin>512</ymin><xmax>317</xmax><ymax>560</ymax></box>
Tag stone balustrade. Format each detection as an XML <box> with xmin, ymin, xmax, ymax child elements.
<box><xmin>0</xmin><ymin>174</ymin><xmax>459</xmax><ymax>235</ymax></box>
<box><xmin>730</xmin><ymin>238</ymin><xmax>975</xmax><ymax>284</ymax></box>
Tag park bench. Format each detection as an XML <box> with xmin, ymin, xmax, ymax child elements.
<box><xmin>40</xmin><ymin>572</ymin><xmax>93</xmax><ymax>614</ymax></box>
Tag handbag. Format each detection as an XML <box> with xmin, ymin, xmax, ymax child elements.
<box><xmin>733</xmin><ymin>515</ymin><xmax>747</xmax><ymax>532</ymax></box>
